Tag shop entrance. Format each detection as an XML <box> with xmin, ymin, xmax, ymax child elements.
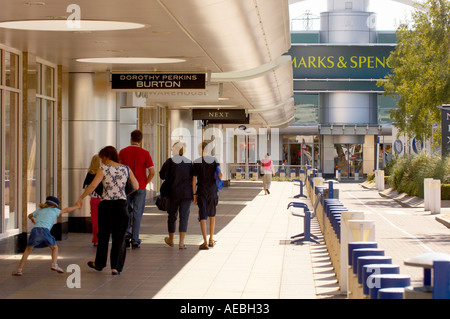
<box><xmin>334</xmin><ymin>144</ymin><xmax>363</xmax><ymax>178</ymax></box>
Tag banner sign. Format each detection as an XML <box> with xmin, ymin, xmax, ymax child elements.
<box><xmin>288</xmin><ymin>45</ymin><xmax>395</xmax><ymax>79</ymax></box>
<box><xmin>441</xmin><ymin>106</ymin><xmax>450</xmax><ymax>157</ymax></box>
<box><xmin>111</xmin><ymin>73</ymin><xmax>206</xmax><ymax>90</ymax></box>
<box><xmin>192</xmin><ymin>109</ymin><xmax>249</xmax><ymax>124</ymax></box>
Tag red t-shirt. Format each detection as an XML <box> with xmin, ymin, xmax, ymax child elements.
<box><xmin>119</xmin><ymin>146</ymin><xmax>154</xmax><ymax>189</ymax></box>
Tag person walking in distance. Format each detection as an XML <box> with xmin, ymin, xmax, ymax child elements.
<box><xmin>261</xmin><ymin>153</ymin><xmax>275</xmax><ymax>195</ymax></box>
<box><xmin>119</xmin><ymin>130</ymin><xmax>155</xmax><ymax>248</ymax></box>
<box><xmin>160</xmin><ymin>142</ymin><xmax>193</xmax><ymax>249</ymax></box>
<box><xmin>193</xmin><ymin>141</ymin><xmax>222</xmax><ymax>250</ymax></box>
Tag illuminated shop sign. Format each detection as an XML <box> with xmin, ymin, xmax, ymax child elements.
<box><xmin>111</xmin><ymin>73</ymin><xmax>206</xmax><ymax>90</ymax></box>
<box><xmin>288</xmin><ymin>45</ymin><xmax>395</xmax><ymax>79</ymax></box>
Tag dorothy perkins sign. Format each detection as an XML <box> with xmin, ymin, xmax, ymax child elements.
<box><xmin>111</xmin><ymin>73</ymin><xmax>206</xmax><ymax>90</ymax></box>
<box><xmin>288</xmin><ymin>45</ymin><xmax>395</xmax><ymax>79</ymax></box>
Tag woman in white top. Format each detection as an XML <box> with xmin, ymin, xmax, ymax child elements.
<box><xmin>77</xmin><ymin>146</ymin><xmax>138</xmax><ymax>275</ymax></box>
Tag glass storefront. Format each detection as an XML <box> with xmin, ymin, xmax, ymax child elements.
<box><xmin>334</xmin><ymin>144</ymin><xmax>363</xmax><ymax>178</ymax></box>
<box><xmin>1</xmin><ymin>47</ymin><xmax>21</xmax><ymax>236</ymax></box>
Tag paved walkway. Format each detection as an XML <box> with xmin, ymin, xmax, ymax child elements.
<box><xmin>1</xmin><ymin>179</ymin><xmax>449</xmax><ymax>303</ymax></box>
<box><xmin>0</xmin><ymin>180</ymin><xmax>341</xmax><ymax>300</ymax></box>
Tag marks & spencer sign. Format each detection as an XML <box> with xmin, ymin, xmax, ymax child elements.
<box><xmin>111</xmin><ymin>73</ymin><xmax>206</xmax><ymax>90</ymax></box>
<box><xmin>288</xmin><ymin>45</ymin><xmax>395</xmax><ymax>79</ymax></box>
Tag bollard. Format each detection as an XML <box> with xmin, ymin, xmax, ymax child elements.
<box><xmin>433</xmin><ymin>260</ymin><xmax>450</xmax><ymax>299</ymax></box>
<box><xmin>378</xmin><ymin>287</ymin><xmax>405</xmax><ymax>299</ymax></box>
<box><xmin>424</xmin><ymin>178</ymin><xmax>433</xmax><ymax>211</ymax></box>
<box><xmin>431</xmin><ymin>179</ymin><xmax>441</xmax><ymax>214</ymax></box>
<box><xmin>290</xmin><ymin>168</ymin><xmax>296</xmax><ymax>180</ymax></box>
<box><xmin>318</xmin><ymin>169</ymin><xmax>322</xmax><ymax>177</ymax></box>
<box><xmin>336</xmin><ymin>169</ymin><xmax>341</xmax><ymax>181</ymax></box>
<box><xmin>363</xmin><ymin>264</ymin><xmax>400</xmax><ymax>297</ymax></box>
<box><xmin>340</xmin><ymin>211</ymin><xmax>365</xmax><ymax>293</ymax></box>
<box><xmin>355</xmin><ymin>169</ymin><xmax>359</xmax><ymax>181</ymax></box>
<box><xmin>347</xmin><ymin>242</ymin><xmax>378</xmax><ymax>299</ymax></box>
<box><xmin>350</xmin><ymin>248</ymin><xmax>385</xmax><ymax>299</ymax></box>
<box><xmin>236</xmin><ymin>168</ymin><xmax>241</xmax><ymax>180</ymax></box>
<box><xmin>375</xmin><ymin>170</ymin><xmax>385</xmax><ymax>191</ymax></box>
<box><xmin>280</xmin><ymin>168</ymin><xmax>286</xmax><ymax>181</ymax></box>
<box><xmin>369</xmin><ymin>274</ymin><xmax>411</xmax><ymax>299</ymax></box>
<box><xmin>251</xmin><ymin>168</ymin><xmax>258</xmax><ymax>181</ymax></box>
<box><xmin>356</xmin><ymin>257</ymin><xmax>393</xmax><ymax>299</ymax></box>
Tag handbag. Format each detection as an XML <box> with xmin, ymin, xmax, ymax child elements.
<box><xmin>156</xmin><ymin>178</ymin><xmax>171</xmax><ymax>211</ymax></box>
<box><xmin>125</xmin><ymin>166</ymin><xmax>136</xmax><ymax>195</ymax></box>
<box><xmin>155</xmin><ymin>195</ymin><xmax>171</xmax><ymax>211</ymax></box>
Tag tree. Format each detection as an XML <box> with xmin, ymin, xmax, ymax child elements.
<box><xmin>379</xmin><ymin>0</ymin><xmax>450</xmax><ymax>141</ymax></box>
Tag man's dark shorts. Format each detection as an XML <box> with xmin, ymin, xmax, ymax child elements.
<box><xmin>197</xmin><ymin>193</ymin><xmax>218</xmax><ymax>221</ymax></box>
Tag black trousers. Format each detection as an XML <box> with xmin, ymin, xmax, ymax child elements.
<box><xmin>95</xmin><ymin>200</ymin><xmax>129</xmax><ymax>272</ymax></box>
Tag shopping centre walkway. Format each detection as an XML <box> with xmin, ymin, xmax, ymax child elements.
<box><xmin>0</xmin><ymin>179</ymin><xmax>449</xmax><ymax>301</ymax></box>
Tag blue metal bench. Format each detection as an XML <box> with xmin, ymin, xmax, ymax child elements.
<box><xmin>287</xmin><ymin>202</ymin><xmax>320</xmax><ymax>244</ymax></box>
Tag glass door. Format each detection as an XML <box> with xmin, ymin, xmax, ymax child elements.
<box><xmin>334</xmin><ymin>144</ymin><xmax>363</xmax><ymax>178</ymax></box>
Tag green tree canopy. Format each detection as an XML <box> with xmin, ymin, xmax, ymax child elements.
<box><xmin>379</xmin><ymin>0</ymin><xmax>450</xmax><ymax>140</ymax></box>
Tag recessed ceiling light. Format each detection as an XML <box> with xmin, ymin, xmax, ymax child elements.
<box><xmin>76</xmin><ymin>57</ymin><xmax>186</xmax><ymax>64</ymax></box>
<box><xmin>23</xmin><ymin>2</ymin><xmax>46</xmax><ymax>6</ymax></box>
<box><xmin>0</xmin><ymin>19</ymin><xmax>146</xmax><ymax>31</ymax></box>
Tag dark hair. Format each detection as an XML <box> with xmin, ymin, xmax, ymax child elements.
<box><xmin>99</xmin><ymin>146</ymin><xmax>120</xmax><ymax>163</ymax></box>
<box><xmin>131</xmin><ymin>130</ymin><xmax>143</xmax><ymax>143</ymax></box>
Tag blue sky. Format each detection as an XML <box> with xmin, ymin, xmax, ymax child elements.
<box><xmin>289</xmin><ymin>0</ymin><xmax>416</xmax><ymax>31</ymax></box>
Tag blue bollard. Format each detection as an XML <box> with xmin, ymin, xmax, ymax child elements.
<box><xmin>352</xmin><ymin>249</ymin><xmax>385</xmax><ymax>275</ymax></box>
<box><xmin>348</xmin><ymin>242</ymin><xmax>378</xmax><ymax>267</ymax></box>
<box><xmin>378</xmin><ymin>287</ymin><xmax>405</xmax><ymax>299</ymax></box>
<box><xmin>433</xmin><ymin>260</ymin><xmax>450</xmax><ymax>299</ymax></box>
<box><xmin>363</xmin><ymin>263</ymin><xmax>400</xmax><ymax>296</ymax></box>
<box><xmin>369</xmin><ymin>274</ymin><xmax>411</xmax><ymax>299</ymax></box>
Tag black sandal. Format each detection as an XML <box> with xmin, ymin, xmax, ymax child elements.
<box><xmin>87</xmin><ymin>261</ymin><xmax>103</xmax><ymax>271</ymax></box>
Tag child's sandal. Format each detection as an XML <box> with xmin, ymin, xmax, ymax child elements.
<box><xmin>12</xmin><ymin>269</ymin><xmax>23</xmax><ymax>276</ymax></box>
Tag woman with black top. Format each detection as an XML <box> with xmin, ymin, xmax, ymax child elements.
<box><xmin>77</xmin><ymin>146</ymin><xmax>138</xmax><ymax>275</ymax></box>
<box><xmin>160</xmin><ymin>142</ymin><xmax>193</xmax><ymax>249</ymax></box>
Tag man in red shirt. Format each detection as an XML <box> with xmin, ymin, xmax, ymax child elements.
<box><xmin>119</xmin><ymin>130</ymin><xmax>155</xmax><ymax>248</ymax></box>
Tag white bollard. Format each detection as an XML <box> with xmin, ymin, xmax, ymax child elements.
<box><xmin>424</xmin><ymin>178</ymin><xmax>433</xmax><ymax>211</ymax></box>
<box><xmin>376</xmin><ymin>170</ymin><xmax>385</xmax><ymax>191</ymax></box>
<box><xmin>431</xmin><ymin>179</ymin><xmax>441</xmax><ymax>214</ymax></box>
<box><xmin>340</xmin><ymin>211</ymin><xmax>366</xmax><ymax>293</ymax></box>
<box><xmin>354</xmin><ymin>169</ymin><xmax>359</xmax><ymax>181</ymax></box>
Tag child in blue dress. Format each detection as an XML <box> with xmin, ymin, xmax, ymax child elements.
<box><xmin>12</xmin><ymin>196</ymin><xmax>80</xmax><ymax>276</ymax></box>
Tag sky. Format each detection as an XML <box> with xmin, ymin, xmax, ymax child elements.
<box><xmin>289</xmin><ymin>0</ymin><xmax>416</xmax><ymax>31</ymax></box>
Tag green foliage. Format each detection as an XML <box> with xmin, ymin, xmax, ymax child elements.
<box><xmin>441</xmin><ymin>184</ymin><xmax>450</xmax><ymax>200</ymax></box>
<box><xmin>386</xmin><ymin>153</ymin><xmax>450</xmax><ymax>198</ymax></box>
<box><xmin>378</xmin><ymin>0</ymin><xmax>450</xmax><ymax>141</ymax></box>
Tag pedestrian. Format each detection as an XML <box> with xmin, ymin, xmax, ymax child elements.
<box><xmin>82</xmin><ymin>154</ymin><xmax>103</xmax><ymax>246</ymax></box>
<box><xmin>261</xmin><ymin>153</ymin><xmax>275</xmax><ymax>195</ymax></box>
<box><xmin>119</xmin><ymin>130</ymin><xmax>155</xmax><ymax>248</ymax></box>
<box><xmin>12</xmin><ymin>196</ymin><xmax>80</xmax><ymax>276</ymax></box>
<box><xmin>160</xmin><ymin>142</ymin><xmax>193</xmax><ymax>249</ymax></box>
<box><xmin>193</xmin><ymin>141</ymin><xmax>222</xmax><ymax>250</ymax></box>
<box><xmin>77</xmin><ymin>146</ymin><xmax>139</xmax><ymax>275</ymax></box>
